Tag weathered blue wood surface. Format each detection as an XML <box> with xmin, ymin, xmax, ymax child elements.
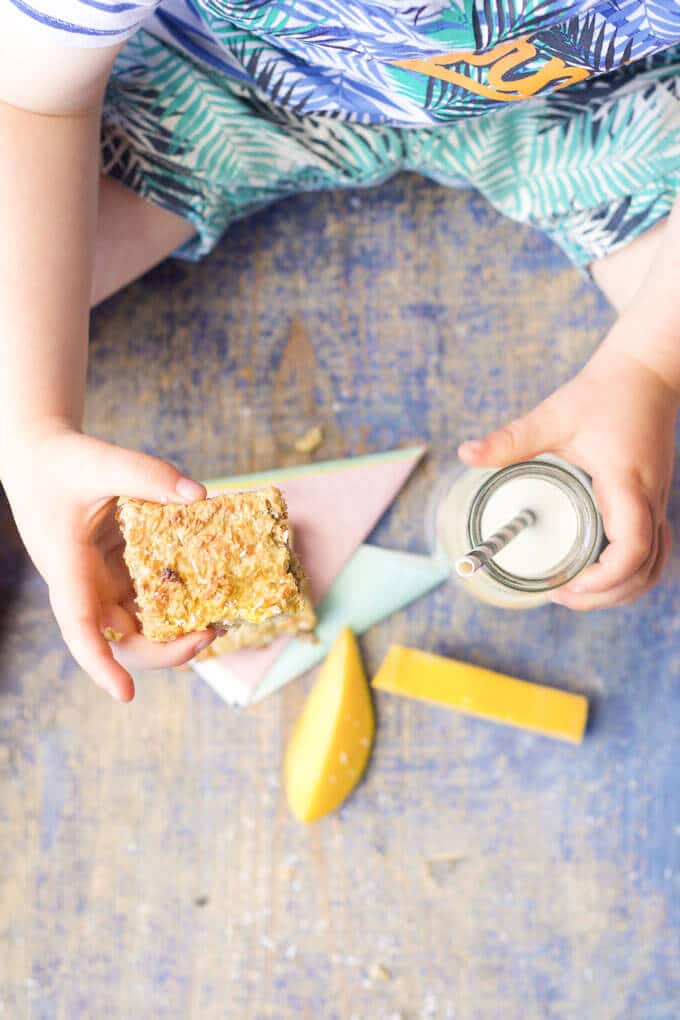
<box><xmin>1</xmin><ymin>176</ymin><xmax>678</xmax><ymax>1019</ymax></box>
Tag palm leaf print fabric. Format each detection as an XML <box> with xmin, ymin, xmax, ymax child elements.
<box><xmin>110</xmin><ymin>0</ymin><xmax>680</xmax><ymax>124</ymax></box>
<box><xmin>11</xmin><ymin>1</ymin><xmax>680</xmax><ymax>260</ymax></box>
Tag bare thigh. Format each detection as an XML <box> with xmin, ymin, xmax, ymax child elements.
<box><xmin>94</xmin><ymin>174</ymin><xmax>669</xmax><ymax>317</ymax></box>
<box><xmin>591</xmin><ymin>218</ymin><xmax>667</xmax><ymax>315</ymax></box>
<box><xmin>93</xmin><ymin>176</ymin><xmax>195</xmax><ymax>307</ymax></box>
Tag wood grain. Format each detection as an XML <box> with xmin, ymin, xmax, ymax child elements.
<box><xmin>1</xmin><ymin>177</ymin><xmax>679</xmax><ymax>1020</ymax></box>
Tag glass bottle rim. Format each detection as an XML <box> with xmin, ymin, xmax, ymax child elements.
<box><xmin>466</xmin><ymin>459</ymin><xmax>603</xmax><ymax>593</ymax></box>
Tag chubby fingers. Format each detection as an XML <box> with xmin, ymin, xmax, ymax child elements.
<box><xmin>50</xmin><ymin>548</ymin><xmax>135</xmax><ymax>702</ymax></box>
<box><xmin>550</xmin><ymin>475</ymin><xmax>668</xmax><ymax>609</ymax></box>
<box><xmin>458</xmin><ymin>404</ymin><xmax>560</xmax><ymax>468</ymax></box>
<box><xmin>107</xmin><ymin>622</ymin><xmax>217</xmax><ymax>672</ymax></box>
<box><xmin>69</xmin><ymin>435</ymin><xmax>206</xmax><ymax>506</ymax></box>
<box><xmin>551</xmin><ymin>521</ymin><xmax>670</xmax><ymax>610</ymax></box>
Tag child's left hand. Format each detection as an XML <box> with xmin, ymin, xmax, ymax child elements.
<box><xmin>458</xmin><ymin>340</ymin><xmax>678</xmax><ymax>610</ymax></box>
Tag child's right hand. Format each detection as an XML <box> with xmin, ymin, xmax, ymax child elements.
<box><xmin>2</xmin><ymin>422</ymin><xmax>217</xmax><ymax>701</ymax></box>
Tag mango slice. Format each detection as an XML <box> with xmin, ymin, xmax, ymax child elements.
<box><xmin>284</xmin><ymin>627</ymin><xmax>375</xmax><ymax>822</ymax></box>
<box><xmin>372</xmin><ymin>645</ymin><xmax>587</xmax><ymax>744</ymax></box>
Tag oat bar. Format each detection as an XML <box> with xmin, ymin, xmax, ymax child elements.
<box><xmin>117</xmin><ymin>488</ymin><xmax>316</xmax><ymax>643</ymax></box>
<box><xmin>194</xmin><ymin>571</ymin><xmax>317</xmax><ymax>659</ymax></box>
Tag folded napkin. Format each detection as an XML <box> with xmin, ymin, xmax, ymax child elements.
<box><xmin>194</xmin><ymin>543</ymin><xmax>449</xmax><ymax>705</ymax></box>
<box><xmin>191</xmin><ymin>447</ymin><xmax>448</xmax><ymax>705</ymax></box>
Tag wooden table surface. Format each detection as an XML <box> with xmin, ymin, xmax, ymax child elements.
<box><xmin>1</xmin><ymin>176</ymin><xmax>678</xmax><ymax>1020</ymax></box>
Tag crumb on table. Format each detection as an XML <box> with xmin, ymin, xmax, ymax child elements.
<box><xmin>294</xmin><ymin>425</ymin><xmax>324</xmax><ymax>454</ymax></box>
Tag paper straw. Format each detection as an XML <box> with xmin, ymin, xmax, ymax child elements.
<box><xmin>455</xmin><ymin>509</ymin><xmax>536</xmax><ymax>577</ymax></box>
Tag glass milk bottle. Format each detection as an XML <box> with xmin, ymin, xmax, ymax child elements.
<box><xmin>430</xmin><ymin>456</ymin><xmax>604</xmax><ymax>609</ymax></box>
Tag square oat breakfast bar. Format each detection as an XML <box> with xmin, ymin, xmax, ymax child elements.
<box><xmin>117</xmin><ymin>487</ymin><xmax>316</xmax><ymax>644</ymax></box>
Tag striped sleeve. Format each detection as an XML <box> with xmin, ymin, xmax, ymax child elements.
<box><xmin>2</xmin><ymin>0</ymin><xmax>160</xmax><ymax>46</ymax></box>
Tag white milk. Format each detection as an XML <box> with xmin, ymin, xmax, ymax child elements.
<box><xmin>432</xmin><ymin>457</ymin><xmax>603</xmax><ymax>609</ymax></box>
<box><xmin>479</xmin><ymin>476</ymin><xmax>579</xmax><ymax>578</ymax></box>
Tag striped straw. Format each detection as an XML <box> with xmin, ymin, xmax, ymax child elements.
<box><xmin>455</xmin><ymin>509</ymin><xmax>537</xmax><ymax>578</ymax></box>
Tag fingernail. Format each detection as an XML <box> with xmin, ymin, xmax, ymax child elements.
<box><xmin>175</xmin><ymin>477</ymin><xmax>205</xmax><ymax>502</ymax></box>
<box><xmin>193</xmin><ymin>633</ymin><xmax>215</xmax><ymax>654</ymax></box>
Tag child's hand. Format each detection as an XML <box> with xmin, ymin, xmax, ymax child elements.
<box><xmin>458</xmin><ymin>341</ymin><xmax>678</xmax><ymax>610</ymax></box>
<box><xmin>3</xmin><ymin>424</ymin><xmax>217</xmax><ymax>700</ymax></box>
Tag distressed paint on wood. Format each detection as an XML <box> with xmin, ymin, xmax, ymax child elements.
<box><xmin>1</xmin><ymin>177</ymin><xmax>679</xmax><ymax>1020</ymax></box>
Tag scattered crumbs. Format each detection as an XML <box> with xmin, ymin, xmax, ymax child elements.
<box><xmin>348</xmin><ymin>195</ymin><xmax>361</xmax><ymax>210</ymax></box>
<box><xmin>294</xmin><ymin>425</ymin><xmax>324</xmax><ymax>454</ymax></box>
<box><xmin>339</xmin><ymin>750</ymin><xmax>349</xmax><ymax>765</ymax></box>
<box><xmin>259</xmin><ymin>934</ymin><xmax>275</xmax><ymax>951</ymax></box>
<box><xmin>369</xmin><ymin>963</ymin><xmax>392</xmax><ymax>982</ymax></box>
<box><xmin>674</xmin><ymin>824</ymin><xmax>680</xmax><ymax>837</ymax></box>
<box><xmin>359</xmin><ymin>736</ymin><xmax>370</xmax><ymax>748</ymax></box>
<box><xmin>423</xmin><ymin>855</ymin><xmax>463</xmax><ymax>888</ymax></box>
<box><xmin>194</xmin><ymin>895</ymin><xmax>209</xmax><ymax>908</ymax></box>
<box><xmin>0</xmin><ymin>745</ymin><xmax>11</xmax><ymax>767</ymax></box>
<box><xmin>103</xmin><ymin>627</ymin><xmax>123</xmax><ymax>643</ymax></box>
<box><xmin>284</xmin><ymin>944</ymin><xmax>298</xmax><ymax>960</ymax></box>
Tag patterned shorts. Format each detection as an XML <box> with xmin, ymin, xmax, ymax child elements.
<box><xmin>102</xmin><ymin>32</ymin><xmax>680</xmax><ymax>267</ymax></box>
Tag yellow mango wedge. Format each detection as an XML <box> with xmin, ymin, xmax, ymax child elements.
<box><xmin>284</xmin><ymin>627</ymin><xmax>375</xmax><ymax>822</ymax></box>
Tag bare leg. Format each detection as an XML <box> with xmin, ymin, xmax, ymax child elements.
<box><xmin>591</xmin><ymin>217</ymin><xmax>667</xmax><ymax>314</ymax></box>
<box><xmin>92</xmin><ymin>176</ymin><xmax>196</xmax><ymax>307</ymax></box>
<box><xmin>94</xmin><ymin>175</ymin><xmax>670</xmax><ymax>317</ymax></box>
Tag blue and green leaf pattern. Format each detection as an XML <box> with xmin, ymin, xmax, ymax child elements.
<box><xmin>102</xmin><ymin>18</ymin><xmax>680</xmax><ymax>267</ymax></box>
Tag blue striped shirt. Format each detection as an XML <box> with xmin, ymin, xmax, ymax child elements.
<box><xmin>5</xmin><ymin>0</ymin><xmax>159</xmax><ymax>44</ymax></box>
